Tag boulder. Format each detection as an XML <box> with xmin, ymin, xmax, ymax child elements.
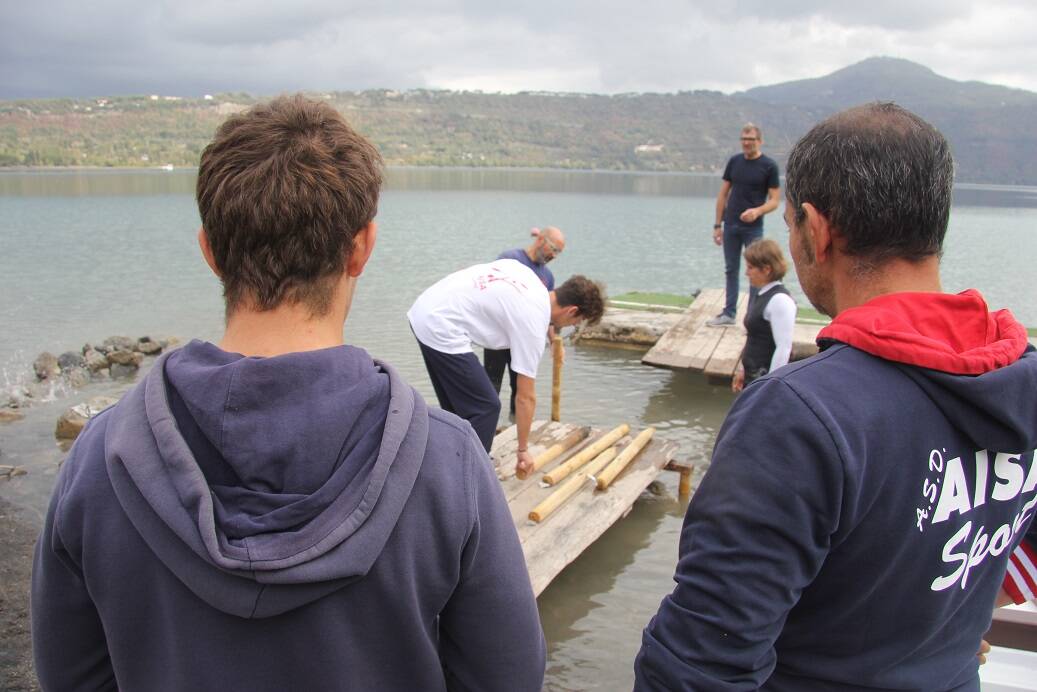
<box><xmin>58</xmin><ymin>351</ymin><xmax>86</xmax><ymax>371</ymax></box>
<box><xmin>83</xmin><ymin>348</ymin><xmax>109</xmax><ymax>373</ymax></box>
<box><xmin>136</xmin><ymin>338</ymin><xmax>163</xmax><ymax>355</ymax></box>
<box><xmin>63</xmin><ymin>367</ymin><xmax>91</xmax><ymax>388</ymax></box>
<box><xmin>107</xmin><ymin>350</ymin><xmax>143</xmax><ymax>367</ymax></box>
<box><xmin>109</xmin><ymin>362</ymin><xmax>139</xmax><ymax>379</ymax></box>
<box><xmin>33</xmin><ymin>352</ymin><xmax>60</xmax><ymax>380</ymax></box>
<box><xmin>0</xmin><ymin>408</ymin><xmax>25</xmax><ymax>424</ymax></box>
<box><xmin>55</xmin><ymin>396</ymin><xmax>119</xmax><ymax>440</ymax></box>
<box><xmin>101</xmin><ymin>336</ymin><xmax>135</xmax><ymax>353</ymax></box>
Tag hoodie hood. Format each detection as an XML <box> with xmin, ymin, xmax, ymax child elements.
<box><xmin>819</xmin><ymin>290</ymin><xmax>1037</xmax><ymax>452</ymax></box>
<box><xmin>105</xmin><ymin>340</ymin><xmax>429</xmax><ymax>618</ymax></box>
<box><xmin>818</xmin><ymin>289</ymin><xmax>1027</xmax><ymax>375</ymax></box>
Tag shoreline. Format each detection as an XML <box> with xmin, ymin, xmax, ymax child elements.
<box><xmin>0</xmin><ymin>497</ymin><xmax>37</xmax><ymax>692</ymax></box>
<box><xmin>2</xmin><ymin>166</ymin><xmax>1036</xmax><ymax>190</ymax></box>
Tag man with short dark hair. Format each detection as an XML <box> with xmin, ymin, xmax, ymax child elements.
<box><xmin>637</xmin><ymin>103</ymin><xmax>1037</xmax><ymax>690</ymax></box>
<box><xmin>409</xmin><ymin>264</ymin><xmax>604</xmax><ymax>477</ymax></box>
<box><xmin>31</xmin><ymin>95</ymin><xmax>547</xmax><ymax>692</ymax></box>
<box><xmin>485</xmin><ymin>226</ymin><xmax>566</xmax><ymax>417</ymax></box>
<box><xmin>707</xmin><ymin>123</ymin><xmax>781</xmax><ymax>326</ymax></box>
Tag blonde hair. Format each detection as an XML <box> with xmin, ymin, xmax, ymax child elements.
<box><xmin>744</xmin><ymin>238</ymin><xmax>787</xmax><ymax>280</ymax></box>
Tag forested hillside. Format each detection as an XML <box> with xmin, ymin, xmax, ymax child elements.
<box><xmin>3</xmin><ymin>58</ymin><xmax>1035</xmax><ymax>184</ymax></box>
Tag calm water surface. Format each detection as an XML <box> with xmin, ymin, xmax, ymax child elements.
<box><xmin>2</xmin><ymin>168</ymin><xmax>1036</xmax><ymax>690</ymax></box>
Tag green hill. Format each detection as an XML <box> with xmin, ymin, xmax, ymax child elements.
<box><xmin>2</xmin><ymin>58</ymin><xmax>1036</xmax><ymax>184</ymax></box>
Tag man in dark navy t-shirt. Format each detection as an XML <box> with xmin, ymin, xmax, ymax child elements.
<box><xmin>485</xmin><ymin>226</ymin><xmax>565</xmax><ymax>415</ymax></box>
<box><xmin>707</xmin><ymin>123</ymin><xmax>781</xmax><ymax>326</ymax></box>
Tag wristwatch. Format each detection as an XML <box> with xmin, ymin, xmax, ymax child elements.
<box><xmin>713</xmin><ymin>224</ymin><xmax>722</xmax><ymax>229</ymax></box>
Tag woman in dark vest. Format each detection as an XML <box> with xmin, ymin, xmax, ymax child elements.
<box><xmin>732</xmin><ymin>238</ymin><xmax>797</xmax><ymax>392</ymax></box>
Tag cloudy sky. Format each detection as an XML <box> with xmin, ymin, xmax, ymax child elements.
<box><xmin>2</xmin><ymin>0</ymin><xmax>1036</xmax><ymax>99</ymax></box>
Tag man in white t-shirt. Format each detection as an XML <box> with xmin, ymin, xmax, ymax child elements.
<box><xmin>409</xmin><ymin>260</ymin><xmax>605</xmax><ymax>477</ymax></box>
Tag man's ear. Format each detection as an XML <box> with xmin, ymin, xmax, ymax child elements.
<box><xmin>197</xmin><ymin>227</ymin><xmax>221</xmax><ymax>277</ymax></box>
<box><xmin>347</xmin><ymin>222</ymin><xmax>378</xmax><ymax>278</ymax></box>
<box><xmin>800</xmin><ymin>203</ymin><xmax>834</xmax><ymax>264</ymax></box>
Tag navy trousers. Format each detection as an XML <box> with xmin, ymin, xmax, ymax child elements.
<box><xmin>417</xmin><ymin>339</ymin><xmax>501</xmax><ymax>452</ymax></box>
<box><xmin>483</xmin><ymin>347</ymin><xmax>518</xmax><ymax>415</ymax></box>
<box><xmin>722</xmin><ymin>223</ymin><xmax>763</xmax><ymax>317</ymax></box>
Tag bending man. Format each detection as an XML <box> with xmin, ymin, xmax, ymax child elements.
<box><xmin>409</xmin><ymin>260</ymin><xmax>604</xmax><ymax>477</ymax></box>
<box><xmin>485</xmin><ymin>226</ymin><xmax>566</xmax><ymax>417</ymax></box>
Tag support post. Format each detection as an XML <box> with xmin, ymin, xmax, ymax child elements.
<box><xmin>679</xmin><ymin>468</ymin><xmax>692</xmax><ymax>499</ymax></box>
<box><xmin>551</xmin><ymin>336</ymin><xmax>563</xmax><ymax>422</ymax></box>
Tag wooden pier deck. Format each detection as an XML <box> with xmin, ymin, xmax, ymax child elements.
<box><xmin>490</xmin><ymin>420</ymin><xmax>681</xmax><ymax>596</ymax></box>
<box><xmin>641</xmin><ymin>288</ymin><xmax>823</xmax><ymax>383</ymax></box>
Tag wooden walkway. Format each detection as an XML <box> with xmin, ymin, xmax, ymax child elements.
<box><xmin>490</xmin><ymin>420</ymin><xmax>681</xmax><ymax>596</ymax></box>
<box><xmin>641</xmin><ymin>288</ymin><xmax>822</xmax><ymax>382</ymax></box>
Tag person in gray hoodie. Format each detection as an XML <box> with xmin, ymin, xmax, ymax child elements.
<box><xmin>31</xmin><ymin>95</ymin><xmax>546</xmax><ymax>692</ymax></box>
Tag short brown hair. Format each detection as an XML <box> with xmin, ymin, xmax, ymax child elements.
<box><xmin>556</xmin><ymin>275</ymin><xmax>606</xmax><ymax>325</ymax></box>
<box><xmin>744</xmin><ymin>238</ymin><xmax>787</xmax><ymax>280</ymax></box>
<box><xmin>197</xmin><ymin>94</ymin><xmax>383</xmax><ymax>315</ymax></box>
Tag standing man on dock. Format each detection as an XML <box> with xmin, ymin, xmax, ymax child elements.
<box><xmin>706</xmin><ymin>123</ymin><xmax>781</xmax><ymax>327</ymax></box>
<box><xmin>32</xmin><ymin>95</ymin><xmax>547</xmax><ymax>692</ymax></box>
<box><xmin>409</xmin><ymin>263</ymin><xmax>604</xmax><ymax>477</ymax></box>
<box><xmin>636</xmin><ymin>103</ymin><xmax>1037</xmax><ymax>690</ymax></box>
<box><xmin>485</xmin><ymin>226</ymin><xmax>566</xmax><ymax>418</ymax></box>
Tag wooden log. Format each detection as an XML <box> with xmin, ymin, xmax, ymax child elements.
<box><xmin>551</xmin><ymin>335</ymin><xmax>563</xmax><ymax>422</ymax></box>
<box><xmin>542</xmin><ymin>423</ymin><xmax>630</xmax><ymax>486</ymax></box>
<box><xmin>595</xmin><ymin>428</ymin><xmax>656</xmax><ymax>490</ymax></box>
<box><xmin>528</xmin><ymin>426</ymin><xmax>590</xmax><ymax>476</ymax></box>
<box><xmin>529</xmin><ymin>447</ymin><xmax>618</xmax><ymax>523</ymax></box>
<box><xmin>679</xmin><ymin>467</ymin><xmax>692</xmax><ymax>498</ymax></box>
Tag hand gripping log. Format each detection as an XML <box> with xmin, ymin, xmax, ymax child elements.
<box><xmin>519</xmin><ymin>426</ymin><xmax>591</xmax><ymax>480</ymax></box>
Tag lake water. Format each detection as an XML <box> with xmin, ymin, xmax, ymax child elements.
<box><xmin>1</xmin><ymin>168</ymin><xmax>1036</xmax><ymax>690</ymax></box>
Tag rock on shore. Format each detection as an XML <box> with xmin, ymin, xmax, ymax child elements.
<box><xmin>55</xmin><ymin>396</ymin><xmax>120</xmax><ymax>441</ymax></box>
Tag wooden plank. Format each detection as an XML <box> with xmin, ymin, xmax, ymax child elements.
<box><xmin>490</xmin><ymin>421</ymin><xmax>678</xmax><ymax>595</ymax></box>
<box><xmin>642</xmin><ymin>288</ymin><xmax>724</xmax><ymax>369</ymax></box>
<box><xmin>517</xmin><ymin>436</ymin><xmax>677</xmax><ymax>596</ymax></box>
<box><xmin>704</xmin><ymin>292</ymin><xmax>750</xmax><ymax>379</ymax></box>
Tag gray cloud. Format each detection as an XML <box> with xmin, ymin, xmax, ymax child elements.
<box><xmin>1</xmin><ymin>1</ymin><xmax>1035</xmax><ymax>99</ymax></box>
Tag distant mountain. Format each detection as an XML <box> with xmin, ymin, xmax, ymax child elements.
<box><xmin>2</xmin><ymin>57</ymin><xmax>1036</xmax><ymax>184</ymax></box>
<box><xmin>741</xmin><ymin>57</ymin><xmax>1037</xmax><ymax>184</ymax></box>
<box><xmin>743</xmin><ymin>56</ymin><xmax>1037</xmax><ymax>111</ymax></box>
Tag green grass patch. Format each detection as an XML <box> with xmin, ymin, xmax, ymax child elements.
<box><xmin>797</xmin><ymin>306</ymin><xmax>831</xmax><ymax>324</ymax></box>
<box><xmin>1028</xmin><ymin>327</ymin><xmax>1036</xmax><ymax>337</ymax></box>
<box><xmin>610</xmin><ymin>291</ymin><xmax>694</xmax><ymax>308</ymax></box>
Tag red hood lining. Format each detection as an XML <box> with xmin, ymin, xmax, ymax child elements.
<box><xmin>817</xmin><ymin>290</ymin><xmax>1028</xmax><ymax>375</ymax></box>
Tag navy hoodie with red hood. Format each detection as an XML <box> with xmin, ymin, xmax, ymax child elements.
<box><xmin>636</xmin><ymin>289</ymin><xmax>1037</xmax><ymax>691</ymax></box>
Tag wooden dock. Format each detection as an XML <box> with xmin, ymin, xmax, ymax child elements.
<box><xmin>641</xmin><ymin>288</ymin><xmax>822</xmax><ymax>382</ymax></box>
<box><xmin>490</xmin><ymin>420</ymin><xmax>682</xmax><ymax>596</ymax></box>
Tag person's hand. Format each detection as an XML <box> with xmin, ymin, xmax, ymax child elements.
<box><xmin>732</xmin><ymin>367</ymin><xmax>745</xmax><ymax>393</ymax></box>
<box><xmin>712</xmin><ymin>227</ymin><xmax>723</xmax><ymax>245</ymax></box>
<box><xmin>739</xmin><ymin>208</ymin><xmax>761</xmax><ymax>224</ymax></box>
<box><xmin>516</xmin><ymin>449</ymin><xmax>535</xmax><ymax>479</ymax></box>
<box><xmin>977</xmin><ymin>638</ymin><xmax>991</xmax><ymax>665</ymax></box>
